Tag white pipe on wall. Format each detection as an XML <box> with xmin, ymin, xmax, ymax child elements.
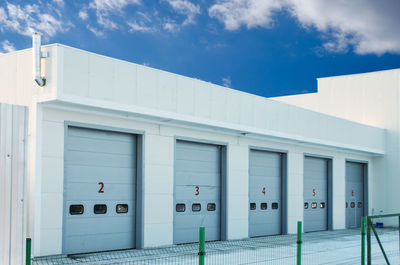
<box><xmin>32</xmin><ymin>32</ymin><xmax>47</xmax><ymax>87</ymax></box>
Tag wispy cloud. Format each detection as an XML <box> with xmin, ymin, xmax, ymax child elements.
<box><xmin>0</xmin><ymin>2</ymin><xmax>69</xmax><ymax>38</ymax></box>
<box><xmin>209</xmin><ymin>0</ymin><xmax>282</xmax><ymax>31</ymax></box>
<box><xmin>222</xmin><ymin>76</ymin><xmax>232</xmax><ymax>88</ymax></box>
<box><xmin>79</xmin><ymin>10</ymin><xmax>88</xmax><ymax>20</ymax></box>
<box><xmin>163</xmin><ymin>20</ymin><xmax>179</xmax><ymax>32</ymax></box>
<box><xmin>166</xmin><ymin>0</ymin><xmax>200</xmax><ymax>26</ymax></box>
<box><xmin>88</xmin><ymin>0</ymin><xmax>141</xmax><ymax>29</ymax></box>
<box><xmin>127</xmin><ymin>21</ymin><xmax>154</xmax><ymax>32</ymax></box>
<box><xmin>87</xmin><ymin>25</ymin><xmax>105</xmax><ymax>37</ymax></box>
<box><xmin>0</xmin><ymin>40</ymin><xmax>16</xmax><ymax>53</ymax></box>
<box><xmin>52</xmin><ymin>0</ymin><xmax>64</xmax><ymax>7</ymax></box>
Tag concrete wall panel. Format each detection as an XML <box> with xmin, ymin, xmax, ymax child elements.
<box><xmin>0</xmin><ymin>103</ymin><xmax>27</xmax><ymax>265</ymax></box>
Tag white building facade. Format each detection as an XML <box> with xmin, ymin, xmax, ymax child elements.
<box><xmin>0</xmin><ymin>42</ymin><xmax>394</xmax><ymax>260</ymax></box>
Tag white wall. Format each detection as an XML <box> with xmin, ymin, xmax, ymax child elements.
<box><xmin>274</xmin><ymin>69</ymin><xmax>400</xmax><ymax>216</ymax></box>
<box><xmin>0</xmin><ymin>103</ymin><xmax>27</xmax><ymax>265</ymax></box>
<box><xmin>0</xmin><ymin>46</ymin><xmax>59</xmax><ymax>106</ymax></box>
<box><xmin>34</xmin><ymin>105</ymin><xmax>373</xmax><ymax>256</ymax></box>
<box><xmin>58</xmin><ymin>45</ymin><xmax>385</xmax><ymax>155</ymax></box>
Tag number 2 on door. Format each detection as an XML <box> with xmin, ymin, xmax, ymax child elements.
<box><xmin>195</xmin><ymin>186</ymin><xmax>199</xmax><ymax>196</ymax></box>
<box><xmin>98</xmin><ymin>182</ymin><xmax>104</xmax><ymax>193</ymax></box>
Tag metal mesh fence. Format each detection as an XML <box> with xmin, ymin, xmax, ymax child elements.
<box><xmin>31</xmin><ymin>225</ymin><xmax>400</xmax><ymax>265</ymax></box>
<box><xmin>32</xmin><ymin>234</ymin><xmax>298</xmax><ymax>265</ymax></box>
<box><xmin>367</xmin><ymin>215</ymin><xmax>400</xmax><ymax>265</ymax></box>
<box><xmin>302</xmin><ymin>228</ymin><xmax>362</xmax><ymax>265</ymax></box>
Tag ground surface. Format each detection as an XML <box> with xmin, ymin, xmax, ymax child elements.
<box><xmin>33</xmin><ymin>228</ymin><xmax>399</xmax><ymax>264</ymax></box>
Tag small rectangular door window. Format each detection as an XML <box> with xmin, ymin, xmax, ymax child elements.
<box><xmin>176</xmin><ymin>204</ymin><xmax>186</xmax><ymax>212</ymax></box>
<box><xmin>207</xmin><ymin>203</ymin><xmax>216</xmax><ymax>211</ymax></box>
<box><xmin>304</xmin><ymin>202</ymin><xmax>309</xmax><ymax>209</ymax></box>
<box><xmin>70</xmin><ymin>205</ymin><xmax>84</xmax><ymax>215</ymax></box>
<box><xmin>250</xmin><ymin>203</ymin><xmax>256</xmax><ymax>210</ymax></box>
<box><xmin>116</xmin><ymin>204</ymin><xmax>128</xmax><ymax>214</ymax></box>
<box><xmin>311</xmin><ymin>202</ymin><xmax>317</xmax><ymax>209</ymax></box>
<box><xmin>272</xmin><ymin>202</ymin><xmax>279</xmax><ymax>209</ymax></box>
<box><xmin>94</xmin><ymin>204</ymin><xmax>107</xmax><ymax>214</ymax></box>
<box><xmin>192</xmin><ymin>203</ymin><xmax>201</xmax><ymax>212</ymax></box>
<box><xmin>260</xmin><ymin>203</ymin><xmax>267</xmax><ymax>210</ymax></box>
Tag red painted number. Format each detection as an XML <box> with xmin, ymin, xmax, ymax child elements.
<box><xmin>195</xmin><ymin>186</ymin><xmax>199</xmax><ymax>196</ymax></box>
<box><xmin>312</xmin><ymin>189</ymin><xmax>316</xmax><ymax>197</ymax></box>
<box><xmin>262</xmin><ymin>187</ymin><xmax>266</xmax><ymax>195</ymax></box>
<box><xmin>98</xmin><ymin>182</ymin><xmax>104</xmax><ymax>193</ymax></box>
<box><xmin>351</xmin><ymin>190</ymin><xmax>354</xmax><ymax>196</ymax></box>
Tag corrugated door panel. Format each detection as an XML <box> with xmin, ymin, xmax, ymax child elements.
<box><xmin>346</xmin><ymin>162</ymin><xmax>364</xmax><ymax>228</ymax></box>
<box><xmin>63</xmin><ymin>126</ymin><xmax>137</xmax><ymax>254</ymax></box>
<box><xmin>174</xmin><ymin>140</ymin><xmax>221</xmax><ymax>244</ymax></box>
<box><xmin>249</xmin><ymin>150</ymin><xmax>282</xmax><ymax>237</ymax></box>
<box><xmin>303</xmin><ymin>157</ymin><xmax>328</xmax><ymax>232</ymax></box>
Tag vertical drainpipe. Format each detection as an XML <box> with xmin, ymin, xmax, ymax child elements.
<box><xmin>32</xmin><ymin>32</ymin><xmax>48</xmax><ymax>87</ymax></box>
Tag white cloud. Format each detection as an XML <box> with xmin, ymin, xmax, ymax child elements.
<box><xmin>52</xmin><ymin>0</ymin><xmax>64</xmax><ymax>7</ymax></box>
<box><xmin>0</xmin><ymin>40</ymin><xmax>15</xmax><ymax>53</ymax></box>
<box><xmin>209</xmin><ymin>0</ymin><xmax>282</xmax><ymax>31</ymax></box>
<box><xmin>127</xmin><ymin>21</ymin><xmax>153</xmax><ymax>32</ymax></box>
<box><xmin>166</xmin><ymin>0</ymin><xmax>200</xmax><ymax>26</ymax></box>
<box><xmin>0</xmin><ymin>3</ymin><xmax>68</xmax><ymax>37</ymax></box>
<box><xmin>79</xmin><ymin>10</ymin><xmax>88</xmax><ymax>20</ymax></box>
<box><xmin>209</xmin><ymin>0</ymin><xmax>400</xmax><ymax>55</ymax></box>
<box><xmin>163</xmin><ymin>21</ymin><xmax>178</xmax><ymax>32</ymax></box>
<box><xmin>87</xmin><ymin>25</ymin><xmax>104</xmax><ymax>37</ymax></box>
<box><xmin>287</xmin><ymin>0</ymin><xmax>400</xmax><ymax>55</ymax></box>
<box><xmin>222</xmin><ymin>76</ymin><xmax>232</xmax><ymax>88</ymax></box>
<box><xmin>89</xmin><ymin>0</ymin><xmax>141</xmax><ymax>29</ymax></box>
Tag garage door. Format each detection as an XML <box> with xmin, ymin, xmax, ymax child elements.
<box><xmin>303</xmin><ymin>157</ymin><xmax>328</xmax><ymax>232</ymax></box>
<box><xmin>174</xmin><ymin>140</ymin><xmax>221</xmax><ymax>244</ymax></box>
<box><xmin>346</xmin><ymin>162</ymin><xmax>365</xmax><ymax>228</ymax></box>
<box><xmin>63</xmin><ymin>126</ymin><xmax>137</xmax><ymax>254</ymax></box>
<box><xmin>249</xmin><ymin>150</ymin><xmax>282</xmax><ymax>237</ymax></box>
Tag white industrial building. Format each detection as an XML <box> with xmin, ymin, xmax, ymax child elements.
<box><xmin>1</xmin><ymin>34</ymin><xmax>398</xmax><ymax>263</ymax></box>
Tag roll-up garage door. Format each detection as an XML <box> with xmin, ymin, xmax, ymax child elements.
<box><xmin>174</xmin><ymin>140</ymin><xmax>221</xmax><ymax>244</ymax></box>
<box><xmin>303</xmin><ymin>157</ymin><xmax>328</xmax><ymax>232</ymax></box>
<box><xmin>346</xmin><ymin>162</ymin><xmax>365</xmax><ymax>228</ymax></box>
<box><xmin>63</xmin><ymin>126</ymin><xmax>137</xmax><ymax>254</ymax></box>
<box><xmin>249</xmin><ymin>150</ymin><xmax>282</xmax><ymax>237</ymax></box>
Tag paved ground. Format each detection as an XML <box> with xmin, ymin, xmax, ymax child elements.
<box><xmin>33</xmin><ymin>228</ymin><xmax>399</xmax><ymax>264</ymax></box>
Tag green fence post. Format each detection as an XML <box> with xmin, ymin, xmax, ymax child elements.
<box><xmin>361</xmin><ymin>216</ymin><xmax>366</xmax><ymax>265</ymax></box>
<box><xmin>367</xmin><ymin>217</ymin><xmax>371</xmax><ymax>265</ymax></box>
<box><xmin>199</xmin><ymin>227</ymin><xmax>205</xmax><ymax>265</ymax></box>
<box><xmin>26</xmin><ymin>238</ymin><xmax>31</xmax><ymax>265</ymax></box>
<box><xmin>297</xmin><ymin>221</ymin><xmax>302</xmax><ymax>265</ymax></box>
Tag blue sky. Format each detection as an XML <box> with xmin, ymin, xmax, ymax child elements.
<box><xmin>0</xmin><ymin>0</ymin><xmax>399</xmax><ymax>97</ymax></box>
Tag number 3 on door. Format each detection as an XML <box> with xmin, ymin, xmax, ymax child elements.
<box><xmin>195</xmin><ymin>186</ymin><xmax>199</xmax><ymax>196</ymax></box>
